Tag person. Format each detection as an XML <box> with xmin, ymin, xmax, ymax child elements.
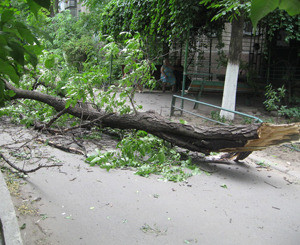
<box><xmin>173</xmin><ymin>59</ymin><xmax>184</xmax><ymax>91</ymax></box>
<box><xmin>160</xmin><ymin>58</ymin><xmax>176</xmax><ymax>92</ymax></box>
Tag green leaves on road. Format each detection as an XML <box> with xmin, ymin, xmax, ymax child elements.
<box><xmin>86</xmin><ymin>130</ymin><xmax>207</xmax><ymax>182</ymax></box>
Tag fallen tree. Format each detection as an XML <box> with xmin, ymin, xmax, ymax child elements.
<box><xmin>4</xmin><ymin>81</ymin><xmax>300</xmax><ymax>160</ymax></box>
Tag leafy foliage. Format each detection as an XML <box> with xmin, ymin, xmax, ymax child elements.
<box><xmin>200</xmin><ymin>0</ymin><xmax>251</xmax><ymax>21</ymax></box>
<box><xmin>86</xmin><ymin>130</ymin><xmax>205</xmax><ymax>182</ymax></box>
<box><xmin>100</xmin><ymin>0</ymin><xmax>223</xmax><ymax>44</ymax></box>
<box><xmin>41</xmin><ymin>10</ymin><xmax>101</xmax><ymax>71</ymax></box>
<box><xmin>0</xmin><ymin>99</ymin><xmax>57</xmax><ymax>127</ymax></box>
<box><xmin>263</xmin><ymin>84</ymin><xmax>299</xmax><ymax>121</ymax></box>
<box><xmin>210</xmin><ymin>111</ymin><xmax>226</xmax><ymax>123</ymax></box>
<box><xmin>260</xmin><ymin>10</ymin><xmax>300</xmax><ymax>43</ymax></box>
<box><xmin>0</xmin><ymin>0</ymin><xmax>48</xmax><ymax>105</ymax></box>
<box><xmin>85</xmin><ymin>32</ymin><xmax>157</xmax><ymax>114</ymax></box>
<box><xmin>251</xmin><ymin>0</ymin><xmax>300</xmax><ymax>28</ymax></box>
<box><xmin>264</xmin><ymin>84</ymin><xmax>286</xmax><ymax>111</ymax></box>
<box><xmin>278</xmin><ymin>106</ymin><xmax>300</xmax><ymax>121</ymax></box>
<box><xmin>1</xmin><ymin>21</ymin><xmax>157</xmax><ymax>126</ymax></box>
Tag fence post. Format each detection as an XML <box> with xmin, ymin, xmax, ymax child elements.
<box><xmin>170</xmin><ymin>95</ymin><xmax>176</xmax><ymax>116</ymax></box>
<box><xmin>181</xmin><ymin>30</ymin><xmax>190</xmax><ymax>115</ymax></box>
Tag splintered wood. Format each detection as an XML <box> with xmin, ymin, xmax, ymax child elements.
<box><xmin>221</xmin><ymin>123</ymin><xmax>300</xmax><ymax>152</ymax></box>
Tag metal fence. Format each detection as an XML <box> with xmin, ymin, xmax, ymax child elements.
<box><xmin>170</xmin><ymin>94</ymin><xmax>263</xmax><ymax>126</ymax></box>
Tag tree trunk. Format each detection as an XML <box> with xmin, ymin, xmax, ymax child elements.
<box><xmin>220</xmin><ymin>15</ymin><xmax>244</xmax><ymax>120</ymax></box>
<box><xmin>4</xmin><ymin>81</ymin><xmax>300</xmax><ymax>160</ymax></box>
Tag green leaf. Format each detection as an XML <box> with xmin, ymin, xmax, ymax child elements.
<box><xmin>179</xmin><ymin>119</ymin><xmax>187</xmax><ymax>124</ymax></box>
<box><xmin>33</xmin><ymin>0</ymin><xmax>51</xmax><ymax>10</ymax></box>
<box><xmin>20</xmin><ymin>223</ymin><xmax>26</xmax><ymax>230</ymax></box>
<box><xmin>90</xmin><ymin>157</ymin><xmax>101</xmax><ymax>164</ymax></box>
<box><xmin>8</xmin><ymin>41</ymin><xmax>25</xmax><ymax>66</ymax></box>
<box><xmin>1</xmin><ymin>10</ymin><xmax>14</xmax><ymax>24</ymax></box>
<box><xmin>23</xmin><ymin>46</ymin><xmax>38</xmax><ymax>67</ymax></box>
<box><xmin>157</xmin><ymin>151</ymin><xmax>165</xmax><ymax>164</ymax></box>
<box><xmin>279</xmin><ymin>0</ymin><xmax>300</xmax><ymax>16</ymax></box>
<box><xmin>0</xmin><ymin>34</ymin><xmax>7</xmax><ymax>47</ymax></box>
<box><xmin>45</xmin><ymin>56</ymin><xmax>55</xmax><ymax>69</ymax></box>
<box><xmin>0</xmin><ymin>79</ymin><xmax>4</xmax><ymax>106</ymax></box>
<box><xmin>65</xmin><ymin>99</ymin><xmax>72</xmax><ymax>109</ymax></box>
<box><xmin>0</xmin><ymin>46</ymin><xmax>10</xmax><ymax>60</ymax></box>
<box><xmin>24</xmin><ymin>44</ymin><xmax>43</xmax><ymax>56</ymax></box>
<box><xmin>0</xmin><ymin>59</ymin><xmax>19</xmax><ymax>84</ymax></box>
<box><xmin>26</xmin><ymin>0</ymin><xmax>42</xmax><ymax>18</ymax></box>
<box><xmin>7</xmin><ymin>89</ymin><xmax>16</xmax><ymax>97</ymax></box>
<box><xmin>250</xmin><ymin>0</ymin><xmax>279</xmax><ymax>28</ymax></box>
<box><xmin>15</xmin><ymin>22</ymin><xmax>36</xmax><ymax>45</ymax></box>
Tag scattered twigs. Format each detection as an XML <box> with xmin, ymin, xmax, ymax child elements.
<box><xmin>36</xmin><ymin>138</ymin><xmax>86</xmax><ymax>156</ymax></box>
<box><xmin>0</xmin><ymin>152</ymin><xmax>62</xmax><ymax>174</ymax></box>
<box><xmin>101</xmin><ymin>128</ymin><xmax>123</xmax><ymax>139</ymax></box>
<box><xmin>34</xmin><ymin>122</ymin><xmax>62</xmax><ymax>134</ymax></box>
<box><xmin>46</xmin><ymin>108</ymin><xmax>68</xmax><ymax>128</ymax></box>
<box><xmin>72</xmin><ymin>136</ymin><xmax>87</xmax><ymax>156</ymax></box>
<box><xmin>264</xmin><ymin>181</ymin><xmax>281</xmax><ymax>189</ymax></box>
<box><xmin>18</xmin><ymin>135</ymin><xmax>39</xmax><ymax>149</ymax></box>
<box><xmin>0</xmin><ymin>137</ymin><xmax>36</xmax><ymax>148</ymax></box>
<box><xmin>36</xmin><ymin>113</ymin><xmax>111</xmax><ymax>135</ymax></box>
<box><xmin>63</xmin><ymin>113</ymin><xmax>113</xmax><ymax>132</ymax></box>
<box><xmin>32</xmin><ymin>108</ymin><xmax>68</xmax><ymax>133</ymax></box>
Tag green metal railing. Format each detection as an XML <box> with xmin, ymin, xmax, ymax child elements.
<box><xmin>170</xmin><ymin>95</ymin><xmax>263</xmax><ymax>126</ymax></box>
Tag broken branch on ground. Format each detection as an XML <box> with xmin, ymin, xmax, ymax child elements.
<box><xmin>0</xmin><ymin>152</ymin><xmax>63</xmax><ymax>174</ymax></box>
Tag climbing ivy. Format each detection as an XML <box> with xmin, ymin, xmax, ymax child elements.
<box><xmin>251</xmin><ymin>0</ymin><xmax>300</xmax><ymax>28</ymax></box>
<box><xmin>260</xmin><ymin>10</ymin><xmax>300</xmax><ymax>43</ymax></box>
<box><xmin>100</xmin><ymin>0</ymin><xmax>223</xmax><ymax>43</ymax></box>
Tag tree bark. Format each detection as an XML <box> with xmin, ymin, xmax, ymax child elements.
<box><xmin>50</xmin><ymin>0</ymin><xmax>59</xmax><ymax>17</ymax></box>
<box><xmin>4</xmin><ymin>81</ymin><xmax>300</xmax><ymax>160</ymax></box>
<box><xmin>220</xmin><ymin>15</ymin><xmax>244</xmax><ymax>120</ymax></box>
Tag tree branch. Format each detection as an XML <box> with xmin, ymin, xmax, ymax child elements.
<box><xmin>46</xmin><ymin>108</ymin><xmax>68</xmax><ymax>128</ymax></box>
<box><xmin>0</xmin><ymin>152</ymin><xmax>62</xmax><ymax>174</ymax></box>
<box><xmin>36</xmin><ymin>138</ymin><xmax>86</xmax><ymax>156</ymax></box>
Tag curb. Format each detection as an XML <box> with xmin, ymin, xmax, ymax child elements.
<box><xmin>0</xmin><ymin>170</ymin><xmax>23</xmax><ymax>245</ymax></box>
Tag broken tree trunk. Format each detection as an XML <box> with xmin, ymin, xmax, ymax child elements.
<box><xmin>4</xmin><ymin>81</ymin><xmax>300</xmax><ymax>159</ymax></box>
